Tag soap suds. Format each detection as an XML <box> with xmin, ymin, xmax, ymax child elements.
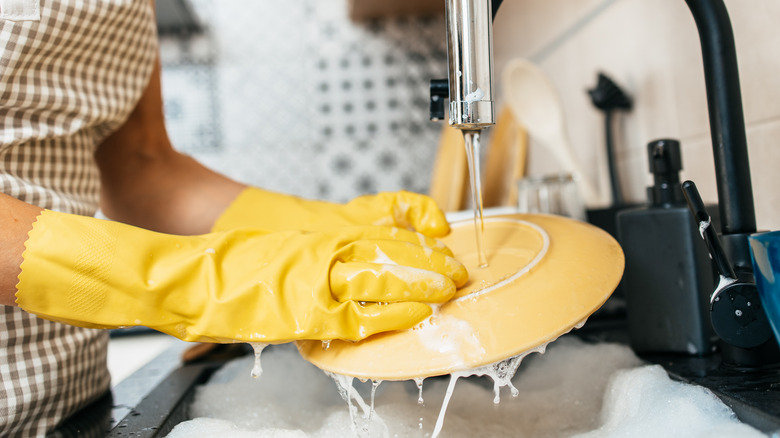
<box><xmin>249</xmin><ymin>343</ymin><xmax>268</xmax><ymax>378</ymax></box>
<box><xmin>571</xmin><ymin>365</ymin><xmax>763</xmax><ymax>438</ymax></box>
<box><xmin>464</xmin><ymin>88</ymin><xmax>484</xmax><ymax>103</ymax></box>
<box><xmin>345</xmin><ymin>264</ymin><xmax>448</xmax><ymax>293</ymax></box>
<box><xmin>698</xmin><ymin>217</ymin><xmax>711</xmax><ymax>239</ymax></box>
<box><xmin>371</xmin><ymin>247</ymin><xmax>396</xmax><ymax>265</ymax></box>
<box><xmin>412</xmin><ymin>312</ymin><xmax>485</xmax><ymax>367</ymax></box>
<box><xmin>166</xmin><ymin>337</ymin><xmax>763</xmax><ymax>438</ymax></box>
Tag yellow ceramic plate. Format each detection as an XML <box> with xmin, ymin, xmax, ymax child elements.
<box><xmin>297</xmin><ymin>213</ymin><xmax>624</xmax><ymax>380</ymax></box>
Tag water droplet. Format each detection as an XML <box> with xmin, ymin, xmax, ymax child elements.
<box><xmin>415</xmin><ymin>377</ymin><xmax>425</xmax><ymax>404</ymax></box>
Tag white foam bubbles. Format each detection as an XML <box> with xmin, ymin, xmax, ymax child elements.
<box><xmin>165</xmin><ymin>338</ymin><xmax>764</xmax><ymax>438</ymax></box>
<box><xmin>571</xmin><ymin>365</ymin><xmax>765</xmax><ymax>438</ymax></box>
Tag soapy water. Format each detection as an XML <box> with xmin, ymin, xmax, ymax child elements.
<box><xmin>412</xmin><ymin>311</ymin><xmax>486</xmax><ymax>369</ymax></box>
<box><xmin>166</xmin><ymin>337</ymin><xmax>765</xmax><ymax>438</ymax></box>
<box><xmin>427</xmin><ymin>347</ymin><xmax>535</xmax><ymax>438</ymax></box>
<box><xmin>250</xmin><ymin>343</ymin><xmax>269</xmax><ymax>378</ymax></box>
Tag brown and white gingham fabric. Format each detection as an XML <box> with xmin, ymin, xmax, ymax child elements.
<box><xmin>1</xmin><ymin>0</ymin><xmax>157</xmax><ymax>435</ymax></box>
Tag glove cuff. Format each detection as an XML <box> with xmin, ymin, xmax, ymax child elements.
<box><xmin>16</xmin><ymin>211</ymin><xmax>172</xmax><ymax>330</ymax></box>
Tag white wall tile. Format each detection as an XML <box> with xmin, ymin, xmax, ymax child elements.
<box><xmin>726</xmin><ymin>0</ymin><xmax>780</xmax><ymax>127</ymax></box>
<box><xmin>746</xmin><ymin>119</ymin><xmax>780</xmax><ymax>231</ymax></box>
<box><xmin>493</xmin><ymin>0</ymin><xmax>779</xmax><ymax>224</ymax></box>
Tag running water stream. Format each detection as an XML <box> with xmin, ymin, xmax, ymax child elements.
<box><xmin>463</xmin><ymin>130</ymin><xmax>488</xmax><ymax>268</ymax></box>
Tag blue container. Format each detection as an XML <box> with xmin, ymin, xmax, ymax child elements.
<box><xmin>749</xmin><ymin>231</ymin><xmax>780</xmax><ymax>346</ymax></box>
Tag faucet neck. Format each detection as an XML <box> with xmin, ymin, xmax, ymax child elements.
<box><xmin>685</xmin><ymin>0</ymin><xmax>756</xmax><ymax>236</ymax></box>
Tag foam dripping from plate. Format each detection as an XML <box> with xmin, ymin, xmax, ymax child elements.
<box><xmin>245</xmin><ymin>324</ymin><xmax>573</xmax><ymax>438</ymax></box>
<box><xmin>167</xmin><ymin>334</ymin><xmax>763</xmax><ymax>438</ymax></box>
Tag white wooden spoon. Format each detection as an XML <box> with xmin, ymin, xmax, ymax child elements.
<box><xmin>502</xmin><ymin>58</ymin><xmax>605</xmax><ymax>207</ymax></box>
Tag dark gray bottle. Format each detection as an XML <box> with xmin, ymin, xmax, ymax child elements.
<box><xmin>617</xmin><ymin>139</ymin><xmax>717</xmax><ymax>355</ymax></box>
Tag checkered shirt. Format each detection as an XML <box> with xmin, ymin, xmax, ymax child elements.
<box><xmin>0</xmin><ymin>0</ymin><xmax>157</xmax><ymax>435</ymax></box>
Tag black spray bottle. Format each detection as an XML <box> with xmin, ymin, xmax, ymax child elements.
<box><xmin>617</xmin><ymin>139</ymin><xmax>717</xmax><ymax>355</ymax></box>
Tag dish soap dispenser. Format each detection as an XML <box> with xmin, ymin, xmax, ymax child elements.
<box><xmin>617</xmin><ymin>139</ymin><xmax>717</xmax><ymax>355</ymax></box>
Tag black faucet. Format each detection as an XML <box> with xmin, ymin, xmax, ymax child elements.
<box><xmin>684</xmin><ymin>0</ymin><xmax>778</xmax><ymax>366</ymax></box>
<box><xmin>685</xmin><ymin>0</ymin><xmax>755</xmax><ymax>237</ymax></box>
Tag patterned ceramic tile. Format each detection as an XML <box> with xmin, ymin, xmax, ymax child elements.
<box><xmin>159</xmin><ymin>0</ymin><xmax>447</xmax><ymax>202</ymax></box>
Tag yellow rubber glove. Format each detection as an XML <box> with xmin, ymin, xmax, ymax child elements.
<box><xmin>212</xmin><ymin>188</ymin><xmax>451</xmax><ymax>238</ymax></box>
<box><xmin>16</xmin><ymin>210</ymin><xmax>467</xmax><ymax>343</ymax></box>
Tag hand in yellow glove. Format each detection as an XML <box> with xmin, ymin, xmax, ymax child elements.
<box><xmin>16</xmin><ymin>210</ymin><xmax>467</xmax><ymax>343</ymax></box>
<box><xmin>212</xmin><ymin>188</ymin><xmax>450</xmax><ymax>238</ymax></box>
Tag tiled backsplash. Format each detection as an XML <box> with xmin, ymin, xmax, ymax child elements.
<box><xmin>159</xmin><ymin>0</ymin><xmax>447</xmax><ymax>203</ymax></box>
<box><xmin>493</xmin><ymin>0</ymin><xmax>780</xmax><ymax>230</ymax></box>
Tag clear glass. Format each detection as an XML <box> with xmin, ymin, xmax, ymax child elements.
<box><xmin>516</xmin><ymin>173</ymin><xmax>585</xmax><ymax>220</ymax></box>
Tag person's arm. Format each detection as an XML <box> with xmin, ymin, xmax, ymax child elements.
<box><xmin>96</xmin><ymin>0</ymin><xmax>450</xmax><ymax>238</ymax></box>
<box><xmin>94</xmin><ymin>58</ymin><xmax>246</xmax><ymax>236</ymax></box>
<box><xmin>0</xmin><ymin>194</ymin><xmax>42</xmax><ymax>305</ymax></box>
<box><xmin>95</xmin><ymin>58</ymin><xmax>452</xmax><ymax>238</ymax></box>
<box><xmin>13</xmin><ymin>208</ymin><xmax>466</xmax><ymax>343</ymax></box>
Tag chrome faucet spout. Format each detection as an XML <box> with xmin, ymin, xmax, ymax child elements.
<box><xmin>444</xmin><ymin>0</ymin><xmax>496</xmax><ymax>130</ymax></box>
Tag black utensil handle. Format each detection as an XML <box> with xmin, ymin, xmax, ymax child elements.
<box><xmin>682</xmin><ymin>180</ymin><xmax>736</xmax><ymax>279</ymax></box>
